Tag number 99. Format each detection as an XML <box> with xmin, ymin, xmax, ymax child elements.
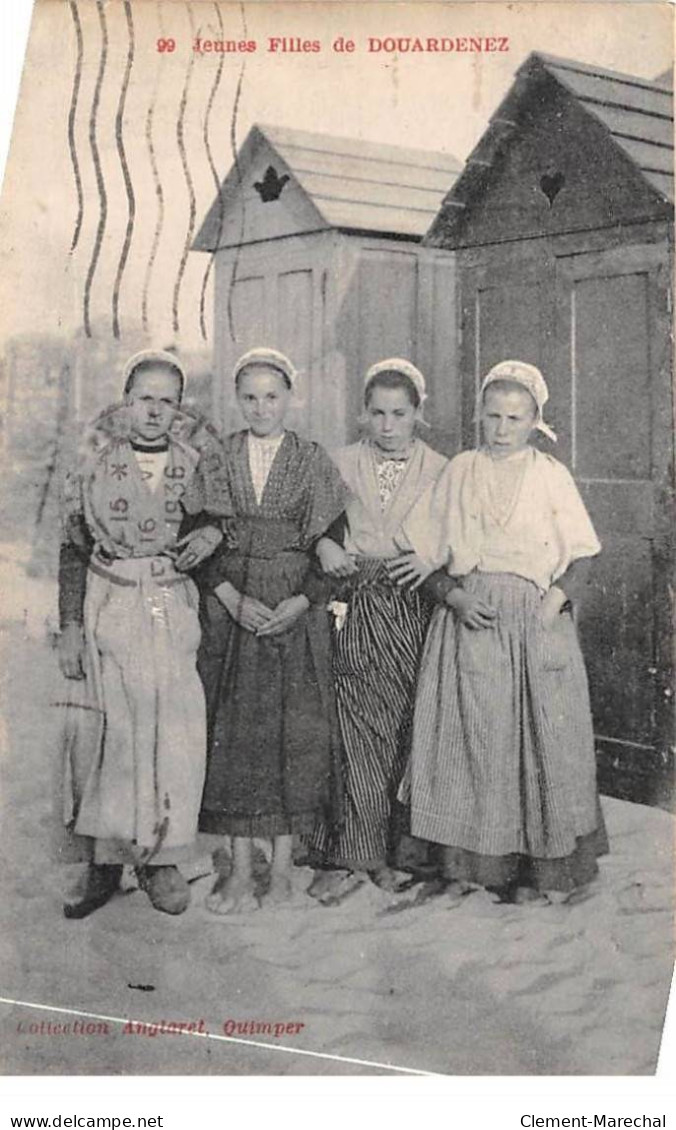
<box><xmin>156</xmin><ymin>38</ymin><xmax>176</xmax><ymax>53</ymax></box>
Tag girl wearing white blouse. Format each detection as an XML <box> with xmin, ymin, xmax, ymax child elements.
<box><xmin>402</xmin><ymin>360</ymin><xmax>608</xmax><ymax>904</ymax></box>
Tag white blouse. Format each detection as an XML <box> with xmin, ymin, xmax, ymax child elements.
<box><xmin>133</xmin><ymin>448</ymin><xmax>168</xmax><ymax>493</ymax></box>
<box><xmin>247</xmin><ymin>431</ymin><xmax>285</xmax><ymax>505</ymax></box>
<box><xmin>402</xmin><ymin>447</ymin><xmax>601</xmax><ymax>590</ymax></box>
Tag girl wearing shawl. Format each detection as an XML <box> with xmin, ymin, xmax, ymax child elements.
<box><xmin>307</xmin><ymin>360</ymin><xmax>449</xmax><ymax>904</ymax></box>
<box><xmin>402</xmin><ymin>361</ymin><xmax>608</xmax><ymax>903</ymax></box>
<box><xmin>194</xmin><ymin>349</ymin><xmax>349</xmax><ymax>915</ymax></box>
<box><xmin>57</xmin><ymin>351</ymin><xmax>226</xmax><ymax>918</ymax></box>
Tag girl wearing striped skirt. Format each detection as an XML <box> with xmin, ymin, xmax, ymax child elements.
<box><xmin>402</xmin><ymin>361</ymin><xmax>608</xmax><ymax>903</ymax></box>
<box><xmin>307</xmin><ymin>360</ymin><xmax>448</xmax><ymax>903</ymax></box>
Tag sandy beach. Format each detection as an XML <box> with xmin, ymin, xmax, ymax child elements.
<box><xmin>0</xmin><ymin>557</ymin><xmax>673</xmax><ymax>1076</ymax></box>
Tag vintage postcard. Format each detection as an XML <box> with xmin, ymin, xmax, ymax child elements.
<box><xmin>0</xmin><ymin>0</ymin><xmax>673</xmax><ymax>1087</ymax></box>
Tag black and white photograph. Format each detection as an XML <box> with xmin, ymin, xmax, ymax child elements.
<box><xmin>0</xmin><ymin>0</ymin><xmax>673</xmax><ymax>1091</ymax></box>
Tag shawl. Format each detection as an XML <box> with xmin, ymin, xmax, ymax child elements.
<box><xmin>61</xmin><ymin>403</ymin><xmax>230</xmax><ymax>558</ymax></box>
<box><xmin>334</xmin><ymin>439</ymin><xmax>448</xmax><ymax>559</ymax></box>
<box><xmin>401</xmin><ymin>447</ymin><xmax>601</xmax><ymax>589</ymax></box>
<box><xmin>216</xmin><ymin>430</ymin><xmax>351</xmax><ymax>549</ymax></box>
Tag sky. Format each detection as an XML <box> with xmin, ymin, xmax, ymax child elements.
<box><xmin>0</xmin><ymin>0</ymin><xmax>672</xmax><ymax>352</ymax></box>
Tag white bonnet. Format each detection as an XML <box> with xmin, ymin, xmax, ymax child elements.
<box><xmin>364</xmin><ymin>358</ymin><xmax>427</xmax><ymax>405</ymax></box>
<box><xmin>122</xmin><ymin>349</ymin><xmax>186</xmax><ymax>395</ymax></box>
<box><xmin>480</xmin><ymin>359</ymin><xmax>557</xmax><ymax>442</ymax></box>
<box><xmin>233</xmin><ymin>348</ymin><xmax>297</xmax><ymax>388</ymax></box>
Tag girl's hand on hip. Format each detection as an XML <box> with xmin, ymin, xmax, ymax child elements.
<box><xmin>174</xmin><ymin>525</ymin><xmax>223</xmax><ymax>571</ymax></box>
<box><xmin>539</xmin><ymin>586</ymin><xmax>566</xmax><ymax>628</ymax></box>
<box><xmin>256</xmin><ymin>595</ymin><xmax>310</xmax><ymax>637</ymax></box>
<box><xmin>447</xmin><ymin>590</ymin><xmax>497</xmax><ymax>629</ymax></box>
<box><xmin>316</xmin><ymin>537</ymin><xmax>357</xmax><ymax>578</ymax></box>
<box><xmin>58</xmin><ymin>623</ymin><xmax>86</xmax><ymax>680</ymax></box>
<box><xmin>386</xmin><ymin>552</ymin><xmax>431</xmax><ymax>590</ymax></box>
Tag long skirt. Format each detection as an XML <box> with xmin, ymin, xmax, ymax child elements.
<box><xmin>197</xmin><ymin>549</ymin><xmax>342</xmax><ymax>838</ymax></box>
<box><xmin>61</xmin><ymin>556</ymin><xmax>206</xmax><ymax>866</ymax></box>
<box><xmin>308</xmin><ymin>558</ymin><xmax>432</xmax><ymax>870</ymax></box>
<box><xmin>405</xmin><ymin>572</ymin><xmax>608</xmax><ymax>892</ymax></box>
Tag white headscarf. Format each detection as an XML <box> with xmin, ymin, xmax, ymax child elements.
<box><xmin>480</xmin><ymin>360</ymin><xmax>557</xmax><ymax>443</ymax></box>
<box><xmin>365</xmin><ymin>358</ymin><xmax>426</xmax><ymax>404</ymax></box>
<box><xmin>364</xmin><ymin>358</ymin><xmax>429</xmax><ymax>425</ymax></box>
<box><xmin>122</xmin><ymin>349</ymin><xmax>186</xmax><ymax>395</ymax></box>
<box><xmin>233</xmin><ymin>347</ymin><xmax>297</xmax><ymax>388</ymax></box>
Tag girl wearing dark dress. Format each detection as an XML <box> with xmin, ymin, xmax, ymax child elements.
<box><xmin>195</xmin><ymin>349</ymin><xmax>349</xmax><ymax>915</ymax></box>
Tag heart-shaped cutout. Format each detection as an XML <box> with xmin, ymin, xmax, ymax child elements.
<box><xmin>540</xmin><ymin>171</ymin><xmax>565</xmax><ymax>207</ymax></box>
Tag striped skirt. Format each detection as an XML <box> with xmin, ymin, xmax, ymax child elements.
<box><xmin>308</xmin><ymin>558</ymin><xmax>431</xmax><ymax>870</ymax></box>
<box><xmin>406</xmin><ymin>572</ymin><xmax>608</xmax><ymax>892</ymax></box>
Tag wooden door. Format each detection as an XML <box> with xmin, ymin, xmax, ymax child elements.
<box><xmin>337</xmin><ymin>240</ymin><xmax>459</xmax><ymax>454</ymax></box>
<box><xmin>213</xmin><ymin>236</ymin><xmax>331</xmax><ymax>443</ymax></box>
<box><xmin>460</xmin><ymin>240</ymin><xmax>674</xmax><ymax>804</ymax></box>
<box><xmin>554</xmin><ymin>242</ymin><xmax>673</xmax><ymax>804</ymax></box>
<box><xmin>457</xmin><ymin>251</ymin><xmax>561</xmax><ymax>454</ymax></box>
<box><xmin>351</xmin><ymin>245</ymin><xmax>420</xmax><ymax>437</ymax></box>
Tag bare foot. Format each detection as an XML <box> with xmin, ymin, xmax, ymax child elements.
<box><xmin>319</xmin><ymin>871</ymin><xmax>368</xmax><ymax>907</ymax></box>
<box><xmin>307</xmin><ymin>869</ymin><xmax>349</xmax><ymax>900</ymax></box>
<box><xmin>205</xmin><ymin>875</ymin><xmax>258</xmax><ymax>916</ymax></box>
<box><xmin>378</xmin><ymin>877</ymin><xmax>449</xmax><ymax>916</ymax></box>
<box><xmin>543</xmin><ymin>888</ymin><xmax>572</xmax><ymax>906</ymax></box>
<box><xmin>261</xmin><ymin>874</ymin><xmax>294</xmax><ymax>907</ymax></box>
<box><xmin>368</xmin><ymin>867</ymin><xmax>416</xmax><ymax>893</ymax></box>
<box><xmin>510</xmin><ymin>885</ymin><xmax>569</xmax><ymax>907</ymax></box>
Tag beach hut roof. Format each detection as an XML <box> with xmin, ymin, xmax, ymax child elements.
<box><xmin>538</xmin><ymin>53</ymin><xmax>673</xmax><ymax>201</ymax></box>
<box><xmin>426</xmin><ymin>52</ymin><xmax>673</xmax><ymax>246</ymax></box>
<box><xmin>193</xmin><ymin>123</ymin><xmax>462</xmax><ymax>249</ymax></box>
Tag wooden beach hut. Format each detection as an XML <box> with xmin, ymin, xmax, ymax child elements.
<box><xmin>425</xmin><ymin>52</ymin><xmax>674</xmax><ymax>805</ymax></box>
<box><xmin>193</xmin><ymin>124</ymin><xmax>461</xmax><ymax>453</ymax></box>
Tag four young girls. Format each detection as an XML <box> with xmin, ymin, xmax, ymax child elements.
<box><xmin>58</xmin><ymin>349</ymin><xmax>606</xmax><ymax>917</ymax></box>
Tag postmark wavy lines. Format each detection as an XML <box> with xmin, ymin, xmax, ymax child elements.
<box><xmin>112</xmin><ymin>0</ymin><xmax>136</xmax><ymax>339</ymax></box>
<box><xmin>83</xmin><ymin>0</ymin><xmax>109</xmax><ymax>339</ymax></box>
<box><xmin>226</xmin><ymin>2</ymin><xmax>249</xmax><ymax>345</ymax></box>
<box><xmin>67</xmin><ymin>0</ymin><xmax>84</xmax><ymax>254</ymax></box>
<box><xmin>172</xmin><ymin>2</ymin><xmax>198</xmax><ymax>337</ymax></box>
<box><xmin>198</xmin><ymin>1</ymin><xmax>226</xmax><ymax>342</ymax></box>
<box><xmin>141</xmin><ymin>1</ymin><xmax>166</xmax><ymax>336</ymax></box>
